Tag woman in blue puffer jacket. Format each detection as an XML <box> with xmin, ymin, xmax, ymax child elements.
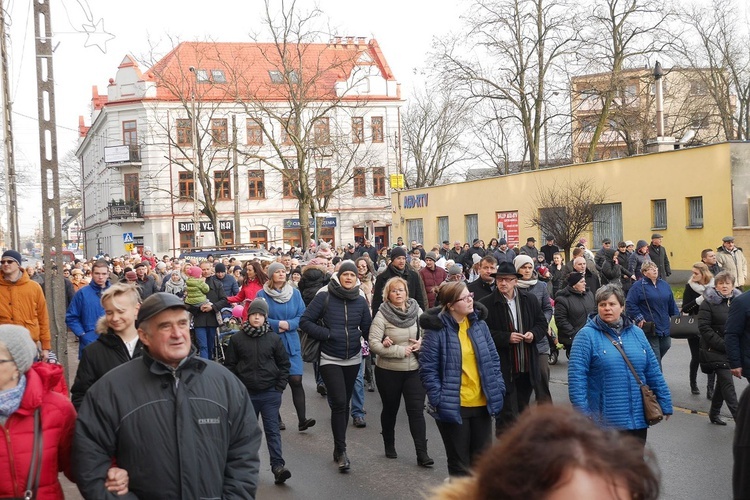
<box><xmin>569</xmin><ymin>284</ymin><xmax>672</xmax><ymax>444</ymax></box>
<box><xmin>418</xmin><ymin>281</ymin><xmax>504</xmax><ymax>478</ymax></box>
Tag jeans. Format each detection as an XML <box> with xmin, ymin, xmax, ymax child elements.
<box><xmin>320</xmin><ymin>363</ymin><xmax>360</xmax><ymax>454</ymax></box>
<box><xmin>194</xmin><ymin>326</ymin><xmax>216</xmax><ymax>360</ymax></box>
<box><xmin>496</xmin><ymin>372</ymin><xmax>533</xmax><ymax>436</ymax></box>
<box><xmin>249</xmin><ymin>389</ymin><xmax>284</xmax><ymax>468</ymax></box>
<box><xmin>647</xmin><ymin>335</ymin><xmax>671</xmax><ymax>369</ymax></box>
<box><xmin>711</xmin><ymin>368</ymin><xmax>739</xmax><ymax>418</ymax></box>
<box><xmin>435</xmin><ymin>406</ymin><xmax>492</xmax><ymax>477</ymax></box>
<box><xmin>374</xmin><ymin>367</ymin><xmax>427</xmax><ymax>450</ymax></box>
<box><xmin>351</xmin><ymin>359</ymin><xmax>366</xmax><ymax>419</ymax></box>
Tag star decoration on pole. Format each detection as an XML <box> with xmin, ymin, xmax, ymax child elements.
<box><xmin>81</xmin><ymin>18</ymin><xmax>115</xmax><ymax>54</ymax></box>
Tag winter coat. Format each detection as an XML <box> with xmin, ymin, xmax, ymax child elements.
<box><xmin>216</xmin><ymin>273</ymin><xmax>239</xmax><ymax>297</ymax></box>
<box><xmin>224</xmin><ymin>327</ymin><xmax>290</xmax><ymax>393</ymax></box>
<box><xmin>300</xmin><ymin>282</ymin><xmax>372</xmax><ymax>360</ymax></box>
<box><xmin>65</xmin><ymin>279</ymin><xmax>109</xmax><ymax>346</ymax></box>
<box><xmin>726</xmin><ymin>290</ymin><xmax>750</xmax><ymax>374</ymax></box>
<box><xmin>74</xmin><ymin>350</ymin><xmax>262</xmax><ymax>500</ymax></box>
<box><xmin>371</xmin><ymin>263</ymin><xmax>428</xmax><ymax>316</ymax></box>
<box><xmin>461</xmin><ymin>247</ymin><xmax>485</xmax><ymax>272</ymax></box>
<box><xmin>568</xmin><ymin>314</ymin><xmax>673</xmax><ymax>430</ymax></box>
<box><xmin>418</xmin><ymin>304</ymin><xmax>505</xmax><ymax>424</ymax></box>
<box><xmin>699</xmin><ymin>287</ymin><xmax>742</xmax><ymax>372</ymax></box>
<box><xmin>227</xmin><ymin>278</ymin><xmax>264</xmax><ymax>321</ymax></box>
<box><xmin>600</xmin><ymin>248</ymin><xmax>627</xmax><ymax>285</ymax></box>
<box><xmin>648</xmin><ymin>244</ymin><xmax>671</xmax><ymax>279</ymax></box>
<box><xmin>681</xmin><ymin>280</ymin><xmax>711</xmax><ymax>316</ymax></box>
<box><xmin>467</xmin><ymin>278</ymin><xmax>495</xmax><ymax>303</ymax></box>
<box><xmin>625</xmin><ymin>278</ymin><xmax>679</xmax><ymax>337</ymax></box>
<box><xmin>369</xmin><ymin>306</ymin><xmax>423</xmax><ymax>372</ymax></box>
<box><xmin>0</xmin><ymin>270</ymin><xmax>51</xmax><ymax>350</ymax></box>
<box><xmin>163</xmin><ymin>276</ymin><xmax>186</xmax><ymax>297</ymax></box>
<box><xmin>0</xmin><ymin>363</ymin><xmax>76</xmax><ymax>500</ymax></box>
<box><xmin>717</xmin><ymin>246</ymin><xmax>748</xmax><ymax>287</ymax></box>
<box><xmin>517</xmin><ymin>278</ymin><xmax>553</xmax><ymax>354</ymax></box>
<box><xmin>518</xmin><ymin>244</ymin><xmax>539</xmax><ymax>260</ymax></box>
<box><xmin>493</xmin><ymin>248</ymin><xmax>516</xmax><ymax>265</ymax></box>
<box><xmin>554</xmin><ymin>286</ymin><xmax>596</xmax><ymax>348</ymax></box>
<box><xmin>136</xmin><ymin>275</ymin><xmax>159</xmax><ymax>300</ymax></box>
<box><xmin>540</xmin><ymin>244</ymin><xmax>560</xmax><ymax>265</ymax></box>
<box><xmin>420</xmin><ymin>266</ymin><xmax>448</xmax><ymax>308</ymax></box>
<box><xmin>627</xmin><ymin>251</ymin><xmax>652</xmax><ymax>280</ymax></box>
<box><xmin>478</xmin><ymin>288</ymin><xmax>548</xmax><ymax>386</ymax></box>
<box><xmin>188</xmin><ymin>276</ymin><xmax>228</xmax><ymax>328</ymax></box>
<box><xmin>184</xmin><ymin>277</ymin><xmax>209</xmax><ymax>304</ymax></box>
<box><xmin>255</xmin><ymin>287</ymin><xmax>306</xmax><ymax>370</ymax></box>
<box><xmin>70</xmin><ymin>319</ymin><xmax>143</xmax><ymax>410</ymax></box>
<box><xmin>297</xmin><ymin>266</ymin><xmax>330</xmax><ymax>306</ymax></box>
<box><xmin>548</xmin><ymin>263</ymin><xmax>566</xmax><ymax>297</ymax></box>
<box><xmin>357</xmin><ymin>245</ymin><xmax>378</xmax><ymax>263</ymax></box>
<box><xmin>447</xmin><ymin>248</ymin><xmax>462</xmax><ymax>263</ymax></box>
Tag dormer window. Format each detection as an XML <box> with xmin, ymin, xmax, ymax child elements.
<box><xmin>269</xmin><ymin>70</ymin><xmax>299</xmax><ymax>84</ymax></box>
<box><xmin>195</xmin><ymin>69</ymin><xmax>209</xmax><ymax>83</ymax></box>
<box><xmin>211</xmin><ymin>70</ymin><xmax>226</xmax><ymax>83</ymax></box>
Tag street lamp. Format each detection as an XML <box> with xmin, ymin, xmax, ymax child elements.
<box><xmin>189</xmin><ymin>67</ymin><xmax>200</xmax><ymax>248</ymax></box>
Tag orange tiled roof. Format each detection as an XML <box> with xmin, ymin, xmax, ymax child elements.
<box><xmin>142</xmin><ymin>39</ymin><xmax>395</xmax><ymax>102</ymax></box>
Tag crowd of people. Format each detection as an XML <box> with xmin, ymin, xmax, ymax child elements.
<box><xmin>1</xmin><ymin>229</ymin><xmax>750</xmax><ymax>497</ymax></box>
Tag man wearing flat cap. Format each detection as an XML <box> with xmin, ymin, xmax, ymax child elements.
<box><xmin>518</xmin><ymin>237</ymin><xmax>539</xmax><ymax>260</ymax></box>
<box><xmin>479</xmin><ymin>261</ymin><xmax>548</xmax><ymax>436</ymax></box>
<box><xmin>648</xmin><ymin>233</ymin><xmax>671</xmax><ymax>280</ymax></box>
<box><xmin>74</xmin><ymin>293</ymin><xmax>262</xmax><ymax>499</ymax></box>
<box><xmin>717</xmin><ymin>236</ymin><xmax>747</xmax><ymax>287</ymax></box>
<box><xmin>0</xmin><ymin>249</ymin><xmax>50</xmax><ymax>359</ymax></box>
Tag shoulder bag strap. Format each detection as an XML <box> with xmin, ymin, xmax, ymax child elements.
<box><xmin>641</xmin><ymin>281</ymin><xmax>654</xmax><ymax>319</ymax></box>
<box><xmin>601</xmin><ymin>330</ymin><xmax>645</xmax><ymax>387</ymax></box>
<box><xmin>23</xmin><ymin>407</ymin><xmax>43</xmax><ymax>500</ymax></box>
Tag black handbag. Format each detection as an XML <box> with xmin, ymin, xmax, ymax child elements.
<box><xmin>669</xmin><ymin>315</ymin><xmax>699</xmax><ymax>339</ymax></box>
<box><xmin>3</xmin><ymin>408</ymin><xmax>43</xmax><ymax>500</ymax></box>
<box><xmin>300</xmin><ymin>295</ymin><xmax>329</xmax><ymax>363</ymax></box>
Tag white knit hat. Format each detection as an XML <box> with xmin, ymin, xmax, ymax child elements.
<box><xmin>0</xmin><ymin>325</ymin><xmax>37</xmax><ymax>374</ymax></box>
<box><xmin>513</xmin><ymin>255</ymin><xmax>535</xmax><ymax>273</ymax></box>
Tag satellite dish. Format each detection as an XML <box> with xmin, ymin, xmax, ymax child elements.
<box><xmin>679</xmin><ymin>129</ymin><xmax>696</xmax><ymax>145</ymax></box>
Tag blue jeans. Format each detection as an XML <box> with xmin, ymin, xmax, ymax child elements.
<box><xmin>351</xmin><ymin>359</ymin><xmax>365</xmax><ymax>419</ymax></box>
<box><xmin>249</xmin><ymin>389</ymin><xmax>284</xmax><ymax>468</ymax></box>
<box><xmin>647</xmin><ymin>335</ymin><xmax>671</xmax><ymax>369</ymax></box>
<box><xmin>194</xmin><ymin>326</ymin><xmax>216</xmax><ymax>360</ymax></box>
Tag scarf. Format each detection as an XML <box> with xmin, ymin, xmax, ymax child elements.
<box><xmin>378</xmin><ymin>299</ymin><xmax>420</xmax><ymax>328</ymax></box>
<box><xmin>164</xmin><ymin>276</ymin><xmax>185</xmax><ymax>295</ymax></box>
<box><xmin>0</xmin><ymin>374</ymin><xmax>26</xmax><ymax>425</ymax></box>
<box><xmin>240</xmin><ymin>321</ymin><xmax>271</xmax><ymax>338</ymax></box>
<box><xmin>328</xmin><ymin>274</ymin><xmax>362</xmax><ymax>301</ymax></box>
<box><xmin>263</xmin><ymin>281</ymin><xmax>294</xmax><ymax>303</ymax></box>
<box><xmin>516</xmin><ymin>271</ymin><xmax>539</xmax><ymax>288</ymax></box>
<box><xmin>688</xmin><ymin>279</ymin><xmax>712</xmax><ymax>296</ymax></box>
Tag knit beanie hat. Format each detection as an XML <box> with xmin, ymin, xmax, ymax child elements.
<box><xmin>156</xmin><ymin>262</ymin><xmax>167</xmax><ymax>270</ymax></box>
<box><xmin>187</xmin><ymin>266</ymin><xmax>202</xmax><ymax>278</ymax></box>
<box><xmin>1</xmin><ymin>250</ymin><xmax>22</xmax><ymax>266</ymax></box>
<box><xmin>636</xmin><ymin>240</ymin><xmax>649</xmax><ymax>251</ymax></box>
<box><xmin>247</xmin><ymin>298</ymin><xmax>269</xmax><ymax>318</ymax></box>
<box><xmin>125</xmin><ymin>271</ymin><xmax>137</xmax><ymax>281</ymax></box>
<box><xmin>316</xmin><ymin>242</ymin><xmax>334</xmax><ymax>259</ymax></box>
<box><xmin>567</xmin><ymin>271</ymin><xmax>585</xmax><ymax>287</ymax></box>
<box><xmin>425</xmin><ymin>252</ymin><xmax>438</xmax><ymax>262</ymax></box>
<box><xmin>448</xmin><ymin>265</ymin><xmax>463</xmax><ymax>276</ymax></box>
<box><xmin>338</xmin><ymin>261</ymin><xmax>358</xmax><ymax>277</ymax></box>
<box><xmin>0</xmin><ymin>325</ymin><xmax>37</xmax><ymax>374</ymax></box>
<box><xmin>214</xmin><ymin>263</ymin><xmax>227</xmax><ymax>273</ymax></box>
<box><xmin>513</xmin><ymin>254</ymin><xmax>535</xmax><ymax>272</ymax></box>
<box><xmin>391</xmin><ymin>246</ymin><xmax>407</xmax><ymax>260</ymax></box>
<box><xmin>267</xmin><ymin>262</ymin><xmax>286</xmax><ymax>277</ymax></box>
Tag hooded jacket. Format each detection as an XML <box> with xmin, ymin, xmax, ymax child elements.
<box><xmin>0</xmin><ymin>363</ymin><xmax>76</xmax><ymax>499</ymax></box>
<box><xmin>568</xmin><ymin>314</ymin><xmax>673</xmax><ymax>430</ymax></box>
<box><xmin>418</xmin><ymin>304</ymin><xmax>505</xmax><ymax>424</ymax></box>
<box><xmin>0</xmin><ymin>270</ymin><xmax>51</xmax><ymax>350</ymax></box>
<box><xmin>73</xmin><ymin>350</ymin><xmax>262</xmax><ymax>500</ymax></box>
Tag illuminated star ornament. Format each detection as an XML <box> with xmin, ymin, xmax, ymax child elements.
<box><xmin>81</xmin><ymin>18</ymin><xmax>115</xmax><ymax>53</ymax></box>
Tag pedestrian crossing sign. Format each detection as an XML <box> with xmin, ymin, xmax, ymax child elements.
<box><xmin>123</xmin><ymin>232</ymin><xmax>134</xmax><ymax>243</ymax></box>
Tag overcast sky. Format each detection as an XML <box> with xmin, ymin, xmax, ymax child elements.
<box><xmin>3</xmin><ymin>0</ymin><xmax>463</xmax><ymax>236</ymax></box>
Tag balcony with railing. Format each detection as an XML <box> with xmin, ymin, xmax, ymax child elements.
<box><xmin>108</xmin><ymin>200</ymin><xmax>145</xmax><ymax>220</ymax></box>
<box><xmin>104</xmin><ymin>144</ymin><xmax>142</xmax><ymax>167</ymax></box>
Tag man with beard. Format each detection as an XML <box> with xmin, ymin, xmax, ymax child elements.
<box><xmin>371</xmin><ymin>246</ymin><xmax>427</xmax><ymax>316</ymax></box>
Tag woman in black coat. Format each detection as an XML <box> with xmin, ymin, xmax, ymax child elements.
<box><xmin>682</xmin><ymin>262</ymin><xmax>715</xmax><ymax>397</ymax></box>
<box><xmin>698</xmin><ymin>271</ymin><xmax>741</xmax><ymax>425</ymax></box>
<box><xmin>548</xmin><ymin>252</ymin><xmax>566</xmax><ymax>298</ymax></box>
<box><xmin>553</xmin><ymin>272</ymin><xmax>596</xmax><ymax>357</ymax></box>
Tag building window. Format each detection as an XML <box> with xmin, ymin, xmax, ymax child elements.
<box><xmin>211</xmin><ymin>118</ymin><xmax>228</xmax><ymax>146</ymax></box>
<box><xmin>123</xmin><ymin>120</ymin><xmax>137</xmax><ymax>145</ymax></box>
<box><xmin>247</xmin><ymin>170</ymin><xmax>265</xmax><ymax>199</ymax></box>
<box><xmin>214</xmin><ymin>170</ymin><xmax>231</xmax><ymax>200</ymax></box>
<box><xmin>688</xmin><ymin>196</ymin><xmax>703</xmax><ymax>228</ymax></box>
<box><xmin>465</xmin><ymin>214</ymin><xmax>478</xmax><ymax>243</ymax></box>
<box><xmin>316</xmin><ymin>168</ymin><xmax>332</xmax><ymax>196</ymax></box>
<box><xmin>690</xmin><ymin>80</ymin><xmax>707</xmax><ymax>95</ymax></box>
<box><xmin>269</xmin><ymin>70</ymin><xmax>299</xmax><ymax>84</ymax></box>
<box><xmin>352</xmin><ymin>117</ymin><xmax>364</xmax><ymax>143</ymax></box>
<box><xmin>220</xmin><ymin>230</ymin><xmax>234</xmax><ymax>245</ymax></box>
<box><xmin>371</xmin><ymin>116</ymin><xmax>384</xmax><ymax>143</ymax></box>
<box><xmin>249</xmin><ymin>230</ymin><xmax>268</xmax><ymax>249</ymax></box>
<box><xmin>314</xmin><ymin>117</ymin><xmax>330</xmax><ymax>145</ymax></box>
<box><xmin>180</xmin><ymin>232</ymin><xmax>194</xmax><ymax>249</ymax></box>
<box><xmin>406</xmin><ymin>219</ymin><xmax>424</xmax><ymax>247</ymax></box>
<box><xmin>372</xmin><ymin>167</ymin><xmax>386</xmax><ymax>197</ymax></box>
<box><xmin>437</xmin><ymin>216</ymin><xmax>449</xmax><ymax>244</ymax></box>
<box><xmin>211</xmin><ymin>70</ymin><xmax>226</xmax><ymax>83</ymax></box>
<box><xmin>176</xmin><ymin>119</ymin><xmax>192</xmax><ymax>147</ymax></box>
<box><xmin>178</xmin><ymin>171</ymin><xmax>194</xmax><ymax>199</ymax></box>
<box><xmin>281</xmin><ymin>117</ymin><xmax>297</xmax><ymax>145</ymax></box>
<box><xmin>124</xmin><ymin>173</ymin><xmax>139</xmax><ymax>202</ymax></box>
<box><xmin>195</xmin><ymin>69</ymin><xmax>210</xmax><ymax>83</ymax></box>
<box><xmin>247</xmin><ymin>118</ymin><xmax>263</xmax><ymax>146</ymax></box>
<box><xmin>691</xmin><ymin>113</ymin><xmax>709</xmax><ymax>130</ymax></box>
<box><xmin>283</xmin><ymin>168</ymin><xmax>299</xmax><ymax>198</ymax></box>
<box><xmin>353</xmin><ymin>168</ymin><xmax>366</xmax><ymax>197</ymax></box>
<box><xmin>652</xmin><ymin>199</ymin><xmax>667</xmax><ymax>229</ymax></box>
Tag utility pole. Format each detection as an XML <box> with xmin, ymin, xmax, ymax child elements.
<box><xmin>232</xmin><ymin>115</ymin><xmax>240</xmax><ymax>245</ymax></box>
<box><xmin>188</xmin><ymin>67</ymin><xmax>200</xmax><ymax>249</ymax></box>
<box><xmin>0</xmin><ymin>3</ymin><xmax>20</xmax><ymax>250</ymax></box>
<box><xmin>34</xmin><ymin>0</ymin><xmax>68</xmax><ymax>381</ymax></box>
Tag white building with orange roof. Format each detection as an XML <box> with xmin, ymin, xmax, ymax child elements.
<box><xmin>76</xmin><ymin>37</ymin><xmax>402</xmax><ymax>257</ymax></box>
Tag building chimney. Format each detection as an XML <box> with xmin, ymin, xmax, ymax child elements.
<box><xmin>654</xmin><ymin>61</ymin><xmax>664</xmax><ymax>137</ymax></box>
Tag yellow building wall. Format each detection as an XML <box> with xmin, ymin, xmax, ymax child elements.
<box><xmin>392</xmin><ymin>143</ymin><xmax>734</xmax><ymax>274</ymax></box>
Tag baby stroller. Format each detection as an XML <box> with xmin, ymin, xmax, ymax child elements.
<box><xmin>214</xmin><ymin>304</ymin><xmax>243</xmax><ymax>364</ymax></box>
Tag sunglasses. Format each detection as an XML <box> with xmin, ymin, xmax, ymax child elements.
<box><xmin>0</xmin><ymin>260</ymin><xmax>17</xmax><ymax>265</ymax></box>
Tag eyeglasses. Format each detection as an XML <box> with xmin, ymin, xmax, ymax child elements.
<box><xmin>0</xmin><ymin>260</ymin><xmax>17</xmax><ymax>265</ymax></box>
<box><xmin>458</xmin><ymin>292</ymin><xmax>474</xmax><ymax>303</ymax></box>
<box><xmin>0</xmin><ymin>359</ymin><xmax>15</xmax><ymax>364</ymax></box>
<box><xmin>496</xmin><ymin>277</ymin><xmax>517</xmax><ymax>282</ymax></box>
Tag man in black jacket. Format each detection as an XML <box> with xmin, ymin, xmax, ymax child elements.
<box><xmin>74</xmin><ymin>293</ymin><xmax>262</xmax><ymax>499</ymax></box>
<box><xmin>371</xmin><ymin>246</ymin><xmax>428</xmax><ymax>315</ymax></box>
<box><xmin>479</xmin><ymin>261</ymin><xmax>548</xmax><ymax>436</ymax></box>
<box><xmin>467</xmin><ymin>255</ymin><xmax>497</xmax><ymax>302</ymax></box>
<box><xmin>134</xmin><ymin>262</ymin><xmax>158</xmax><ymax>300</ymax></box>
<box><xmin>190</xmin><ymin>260</ymin><xmax>229</xmax><ymax>359</ymax></box>
<box><xmin>648</xmin><ymin>233</ymin><xmax>671</xmax><ymax>280</ymax></box>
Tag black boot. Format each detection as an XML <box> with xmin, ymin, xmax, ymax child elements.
<box><xmin>415</xmin><ymin>438</ymin><xmax>433</xmax><ymax>466</ymax></box>
<box><xmin>691</xmin><ymin>383</ymin><xmax>700</xmax><ymax>395</ymax></box>
<box><xmin>384</xmin><ymin>442</ymin><xmax>397</xmax><ymax>459</ymax></box>
<box><xmin>338</xmin><ymin>451</ymin><xmax>350</xmax><ymax>472</ymax></box>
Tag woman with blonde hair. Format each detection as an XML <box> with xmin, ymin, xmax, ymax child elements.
<box><xmin>369</xmin><ymin>277</ymin><xmax>431</xmax><ymax>466</ymax></box>
<box><xmin>681</xmin><ymin>261</ymin><xmax>714</xmax><ymax>396</ymax></box>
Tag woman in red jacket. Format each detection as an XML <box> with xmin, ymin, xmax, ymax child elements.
<box><xmin>228</xmin><ymin>261</ymin><xmax>268</xmax><ymax>320</ymax></box>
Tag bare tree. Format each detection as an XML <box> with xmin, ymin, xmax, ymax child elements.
<box><xmin>527</xmin><ymin>177</ymin><xmax>608</xmax><ymax>260</ymax></box>
<box><xmin>400</xmin><ymin>86</ymin><xmax>471</xmax><ymax>187</ymax></box>
<box><xmin>436</xmin><ymin>0</ymin><xmax>577</xmax><ymax>170</ymax></box>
